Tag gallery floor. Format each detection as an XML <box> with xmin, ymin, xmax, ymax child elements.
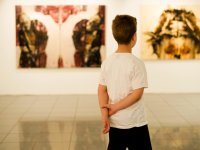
<box><xmin>0</xmin><ymin>93</ymin><xmax>200</xmax><ymax>150</ymax></box>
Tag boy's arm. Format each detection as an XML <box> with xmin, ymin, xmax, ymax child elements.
<box><xmin>103</xmin><ymin>88</ymin><xmax>144</xmax><ymax>115</ymax></box>
<box><xmin>98</xmin><ymin>84</ymin><xmax>110</xmax><ymax>134</ymax></box>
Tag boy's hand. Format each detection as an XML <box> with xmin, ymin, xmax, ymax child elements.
<box><xmin>101</xmin><ymin>104</ymin><xmax>117</xmax><ymax>116</ymax></box>
<box><xmin>102</xmin><ymin>116</ymin><xmax>110</xmax><ymax>134</ymax></box>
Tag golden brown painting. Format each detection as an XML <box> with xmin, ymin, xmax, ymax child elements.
<box><xmin>141</xmin><ymin>5</ymin><xmax>200</xmax><ymax>60</ymax></box>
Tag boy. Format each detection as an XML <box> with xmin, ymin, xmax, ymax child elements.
<box><xmin>98</xmin><ymin>15</ymin><xmax>152</xmax><ymax>150</ymax></box>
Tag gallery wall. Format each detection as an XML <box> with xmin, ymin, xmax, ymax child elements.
<box><xmin>0</xmin><ymin>0</ymin><xmax>200</xmax><ymax>95</ymax></box>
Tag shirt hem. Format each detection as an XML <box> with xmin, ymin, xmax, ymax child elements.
<box><xmin>110</xmin><ymin>121</ymin><xmax>148</xmax><ymax>129</ymax></box>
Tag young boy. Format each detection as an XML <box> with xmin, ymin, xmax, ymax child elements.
<box><xmin>98</xmin><ymin>15</ymin><xmax>152</xmax><ymax>150</ymax></box>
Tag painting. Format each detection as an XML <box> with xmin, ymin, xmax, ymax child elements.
<box><xmin>140</xmin><ymin>5</ymin><xmax>200</xmax><ymax>60</ymax></box>
<box><xmin>16</xmin><ymin>5</ymin><xmax>105</xmax><ymax>68</ymax></box>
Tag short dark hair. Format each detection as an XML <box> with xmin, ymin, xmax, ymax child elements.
<box><xmin>112</xmin><ymin>15</ymin><xmax>137</xmax><ymax>44</ymax></box>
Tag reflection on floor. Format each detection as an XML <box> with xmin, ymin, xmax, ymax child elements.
<box><xmin>0</xmin><ymin>94</ymin><xmax>200</xmax><ymax>150</ymax></box>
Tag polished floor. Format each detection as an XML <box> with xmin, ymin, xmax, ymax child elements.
<box><xmin>0</xmin><ymin>93</ymin><xmax>200</xmax><ymax>150</ymax></box>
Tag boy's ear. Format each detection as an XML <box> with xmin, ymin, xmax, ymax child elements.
<box><xmin>131</xmin><ymin>33</ymin><xmax>137</xmax><ymax>44</ymax></box>
<box><xmin>133</xmin><ymin>33</ymin><xmax>136</xmax><ymax>40</ymax></box>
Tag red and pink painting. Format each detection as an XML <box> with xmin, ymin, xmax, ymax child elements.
<box><xmin>16</xmin><ymin>5</ymin><xmax>105</xmax><ymax>68</ymax></box>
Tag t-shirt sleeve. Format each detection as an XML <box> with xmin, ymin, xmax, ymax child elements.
<box><xmin>99</xmin><ymin>61</ymin><xmax>106</xmax><ymax>86</ymax></box>
<box><xmin>131</xmin><ymin>62</ymin><xmax>148</xmax><ymax>90</ymax></box>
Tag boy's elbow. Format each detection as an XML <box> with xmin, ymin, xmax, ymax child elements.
<box><xmin>98</xmin><ymin>84</ymin><xmax>107</xmax><ymax>94</ymax></box>
<box><xmin>134</xmin><ymin>88</ymin><xmax>144</xmax><ymax>100</ymax></box>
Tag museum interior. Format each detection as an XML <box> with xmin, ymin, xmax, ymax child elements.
<box><xmin>0</xmin><ymin>0</ymin><xmax>200</xmax><ymax>150</ymax></box>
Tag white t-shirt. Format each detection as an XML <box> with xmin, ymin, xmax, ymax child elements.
<box><xmin>99</xmin><ymin>53</ymin><xmax>148</xmax><ymax>129</ymax></box>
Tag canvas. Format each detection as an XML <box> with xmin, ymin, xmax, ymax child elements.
<box><xmin>16</xmin><ymin>5</ymin><xmax>105</xmax><ymax>68</ymax></box>
<box><xmin>140</xmin><ymin>5</ymin><xmax>200</xmax><ymax>60</ymax></box>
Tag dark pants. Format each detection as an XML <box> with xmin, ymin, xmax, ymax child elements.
<box><xmin>107</xmin><ymin>125</ymin><xmax>152</xmax><ymax>150</ymax></box>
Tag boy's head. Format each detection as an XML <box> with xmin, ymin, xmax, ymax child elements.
<box><xmin>112</xmin><ymin>15</ymin><xmax>137</xmax><ymax>45</ymax></box>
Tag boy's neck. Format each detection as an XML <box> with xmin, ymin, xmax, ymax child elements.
<box><xmin>116</xmin><ymin>44</ymin><xmax>132</xmax><ymax>53</ymax></box>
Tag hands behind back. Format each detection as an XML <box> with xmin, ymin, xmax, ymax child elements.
<box><xmin>101</xmin><ymin>103</ymin><xmax>118</xmax><ymax>134</ymax></box>
<box><xmin>101</xmin><ymin>103</ymin><xmax>118</xmax><ymax>116</ymax></box>
<box><xmin>102</xmin><ymin>115</ymin><xmax>110</xmax><ymax>134</ymax></box>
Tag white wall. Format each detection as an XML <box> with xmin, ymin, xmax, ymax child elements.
<box><xmin>0</xmin><ymin>0</ymin><xmax>200</xmax><ymax>95</ymax></box>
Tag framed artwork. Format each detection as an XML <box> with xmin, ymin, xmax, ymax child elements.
<box><xmin>140</xmin><ymin>5</ymin><xmax>200</xmax><ymax>60</ymax></box>
<box><xmin>16</xmin><ymin>5</ymin><xmax>105</xmax><ymax>68</ymax></box>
